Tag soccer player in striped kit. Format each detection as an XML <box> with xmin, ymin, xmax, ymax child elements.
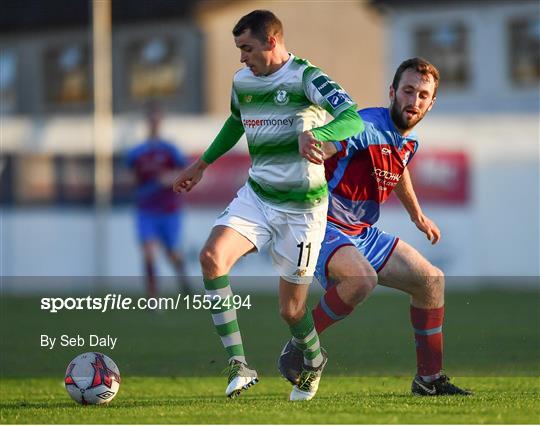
<box><xmin>173</xmin><ymin>10</ymin><xmax>364</xmax><ymax>400</ymax></box>
<box><xmin>279</xmin><ymin>58</ymin><xmax>471</xmax><ymax>396</ymax></box>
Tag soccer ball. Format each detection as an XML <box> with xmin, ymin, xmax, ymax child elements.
<box><xmin>64</xmin><ymin>352</ymin><xmax>121</xmax><ymax>405</ymax></box>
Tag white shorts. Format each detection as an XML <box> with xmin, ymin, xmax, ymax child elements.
<box><xmin>214</xmin><ymin>184</ymin><xmax>327</xmax><ymax>284</ymax></box>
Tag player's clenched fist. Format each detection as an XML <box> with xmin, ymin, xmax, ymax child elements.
<box><xmin>173</xmin><ymin>159</ymin><xmax>208</xmax><ymax>193</ymax></box>
<box><xmin>298</xmin><ymin>130</ymin><xmax>324</xmax><ymax>165</ymax></box>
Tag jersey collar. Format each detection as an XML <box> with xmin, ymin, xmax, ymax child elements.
<box><xmin>259</xmin><ymin>54</ymin><xmax>294</xmax><ymax>79</ymax></box>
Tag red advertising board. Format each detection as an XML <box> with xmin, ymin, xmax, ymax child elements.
<box><xmin>184</xmin><ymin>149</ymin><xmax>469</xmax><ymax>206</ymax></box>
<box><xmin>399</xmin><ymin>149</ymin><xmax>469</xmax><ymax>205</ymax></box>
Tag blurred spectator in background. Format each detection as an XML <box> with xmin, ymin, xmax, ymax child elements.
<box><xmin>126</xmin><ymin>102</ymin><xmax>191</xmax><ymax>298</ymax></box>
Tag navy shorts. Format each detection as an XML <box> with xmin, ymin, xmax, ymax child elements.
<box><xmin>136</xmin><ymin>210</ymin><xmax>182</xmax><ymax>250</ymax></box>
<box><xmin>315</xmin><ymin>224</ymin><xmax>398</xmax><ymax>289</ymax></box>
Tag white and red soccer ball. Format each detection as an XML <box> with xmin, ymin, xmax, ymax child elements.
<box><xmin>64</xmin><ymin>352</ymin><xmax>121</xmax><ymax>405</ymax></box>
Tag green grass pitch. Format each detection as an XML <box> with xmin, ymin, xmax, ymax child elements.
<box><xmin>1</xmin><ymin>288</ymin><xmax>539</xmax><ymax>423</ymax></box>
<box><xmin>2</xmin><ymin>377</ymin><xmax>539</xmax><ymax>424</ymax></box>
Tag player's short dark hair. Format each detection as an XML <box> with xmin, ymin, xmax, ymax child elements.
<box><xmin>392</xmin><ymin>57</ymin><xmax>440</xmax><ymax>97</ymax></box>
<box><xmin>232</xmin><ymin>10</ymin><xmax>283</xmax><ymax>43</ymax></box>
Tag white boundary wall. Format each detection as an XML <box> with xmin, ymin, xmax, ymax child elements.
<box><xmin>1</xmin><ymin>114</ymin><xmax>539</xmax><ymax>292</ymax></box>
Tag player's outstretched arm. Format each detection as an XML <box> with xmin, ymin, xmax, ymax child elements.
<box><xmin>173</xmin><ymin>115</ymin><xmax>245</xmax><ymax>193</ymax></box>
<box><xmin>394</xmin><ymin>168</ymin><xmax>441</xmax><ymax>244</ymax></box>
<box><xmin>172</xmin><ymin>158</ymin><xmax>208</xmax><ymax>193</ymax></box>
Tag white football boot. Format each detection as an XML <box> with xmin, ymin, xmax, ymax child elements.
<box><xmin>289</xmin><ymin>349</ymin><xmax>328</xmax><ymax>401</ymax></box>
<box><xmin>224</xmin><ymin>360</ymin><xmax>259</xmax><ymax>398</ymax></box>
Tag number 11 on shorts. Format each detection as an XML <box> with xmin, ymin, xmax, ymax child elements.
<box><xmin>297</xmin><ymin>242</ymin><xmax>312</xmax><ymax>267</ymax></box>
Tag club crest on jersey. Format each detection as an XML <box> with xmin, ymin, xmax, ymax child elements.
<box><xmin>402</xmin><ymin>151</ymin><xmax>411</xmax><ymax>166</ymax></box>
<box><xmin>274</xmin><ymin>89</ymin><xmax>289</xmax><ymax>105</ymax></box>
<box><xmin>244</xmin><ymin>95</ymin><xmax>252</xmax><ymax>103</ymax></box>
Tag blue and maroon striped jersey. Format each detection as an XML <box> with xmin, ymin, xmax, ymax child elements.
<box><xmin>126</xmin><ymin>139</ymin><xmax>188</xmax><ymax>213</ymax></box>
<box><xmin>325</xmin><ymin>107</ymin><xmax>419</xmax><ymax>235</ymax></box>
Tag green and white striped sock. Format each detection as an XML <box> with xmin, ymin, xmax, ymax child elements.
<box><xmin>290</xmin><ymin>310</ymin><xmax>324</xmax><ymax>368</ymax></box>
<box><xmin>204</xmin><ymin>275</ymin><xmax>246</xmax><ymax>364</ymax></box>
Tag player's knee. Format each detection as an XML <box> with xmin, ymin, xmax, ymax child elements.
<box><xmin>349</xmin><ymin>263</ymin><xmax>377</xmax><ymax>294</ymax></box>
<box><xmin>143</xmin><ymin>250</ymin><xmax>155</xmax><ymax>264</ymax></box>
<box><xmin>167</xmin><ymin>249</ymin><xmax>182</xmax><ymax>262</ymax></box>
<box><xmin>363</xmin><ymin>267</ymin><xmax>378</xmax><ymax>292</ymax></box>
<box><xmin>428</xmin><ymin>265</ymin><xmax>444</xmax><ymax>285</ymax></box>
<box><xmin>142</xmin><ymin>243</ymin><xmax>155</xmax><ymax>261</ymax></box>
<box><xmin>422</xmin><ymin>265</ymin><xmax>445</xmax><ymax>297</ymax></box>
<box><xmin>199</xmin><ymin>246</ymin><xmax>223</xmax><ymax>276</ymax></box>
<box><xmin>433</xmin><ymin>266</ymin><xmax>445</xmax><ymax>290</ymax></box>
<box><xmin>279</xmin><ymin>304</ymin><xmax>305</xmax><ymax>325</ymax></box>
<box><xmin>343</xmin><ymin>273</ymin><xmax>376</xmax><ymax>301</ymax></box>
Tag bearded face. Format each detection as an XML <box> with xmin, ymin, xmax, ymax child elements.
<box><xmin>389</xmin><ymin>69</ymin><xmax>436</xmax><ymax>134</ymax></box>
<box><xmin>390</xmin><ymin>95</ymin><xmax>426</xmax><ymax>131</ymax></box>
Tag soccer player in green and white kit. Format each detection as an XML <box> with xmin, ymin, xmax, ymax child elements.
<box><xmin>173</xmin><ymin>10</ymin><xmax>364</xmax><ymax>401</ymax></box>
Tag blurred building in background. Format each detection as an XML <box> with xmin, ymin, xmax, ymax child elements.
<box><xmin>374</xmin><ymin>0</ymin><xmax>539</xmax><ymax>113</ymax></box>
<box><xmin>1</xmin><ymin>0</ymin><xmax>538</xmax><ymax>286</ymax></box>
<box><xmin>1</xmin><ymin>0</ymin><xmax>383</xmax><ymax>206</ymax></box>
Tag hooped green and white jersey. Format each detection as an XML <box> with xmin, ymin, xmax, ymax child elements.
<box><xmin>231</xmin><ymin>54</ymin><xmax>356</xmax><ymax>212</ymax></box>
